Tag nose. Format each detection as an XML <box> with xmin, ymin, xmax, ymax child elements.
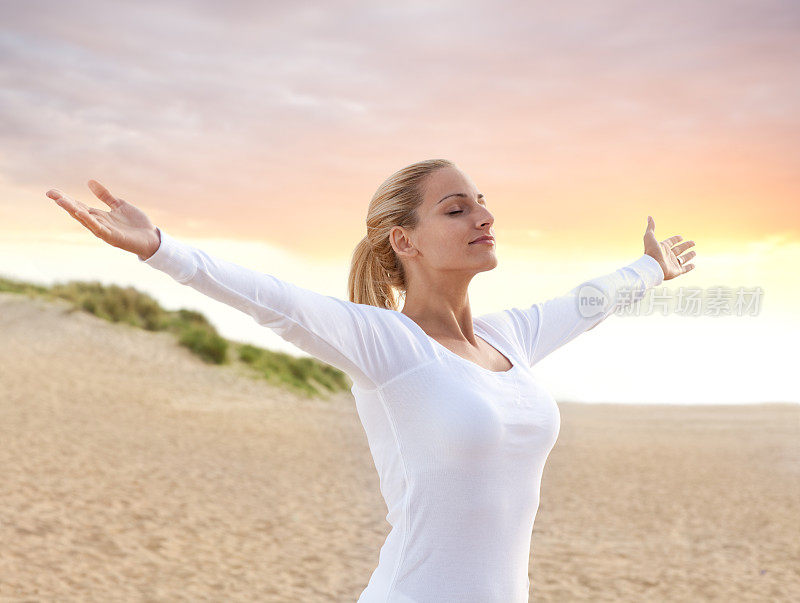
<box><xmin>477</xmin><ymin>206</ymin><xmax>494</xmax><ymax>228</ymax></box>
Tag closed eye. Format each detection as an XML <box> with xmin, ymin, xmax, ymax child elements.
<box><xmin>448</xmin><ymin>210</ymin><xmax>463</xmax><ymax>215</ymax></box>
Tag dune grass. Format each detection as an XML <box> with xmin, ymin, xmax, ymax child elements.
<box><xmin>0</xmin><ymin>275</ymin><xmax>352</xmax><ymax>399</ymax></box>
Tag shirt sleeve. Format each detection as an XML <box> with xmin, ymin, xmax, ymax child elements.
<box><xmin>137</xmin><ymin>227</ymin><xmax>413</xmax><ymax>390</ymax></box>
<box><xmin>475</xmin><ymin>254</ymin><xmax>665</xmax><ymax>367</ymax></box>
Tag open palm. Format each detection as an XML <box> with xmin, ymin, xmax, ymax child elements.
<box><xmin>47</xmin><ymin>180</ymin><xmax>160</xmax><ymax>259</ymax></box>
<box><xmin>643</xmin><ymin>215</ymin><xmax>696</xmax><ymax>281</ymax></box>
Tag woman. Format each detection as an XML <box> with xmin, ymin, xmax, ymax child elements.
<box><xmin>48</xmin><ymin>159</ymin><xmax>695</xmax><ymax>602</ymax></box>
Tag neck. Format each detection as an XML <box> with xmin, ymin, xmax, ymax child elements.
<box><xmin>400</xmin><ymin>272</ymin><xmax>477</xmax><ymax>344</ymax></box>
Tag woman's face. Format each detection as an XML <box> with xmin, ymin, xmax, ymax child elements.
<box><xmin>391</xmin><ymin>166</ymin><xmax>498</xmax><ymax>277</ymax></box>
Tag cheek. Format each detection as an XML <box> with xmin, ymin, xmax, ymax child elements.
<box><xmin>421</xmin><ymin>225</ymin><xmax>447</xmax><ymax>249</ymax></box>
<box><xmin>437</xmin><ymin>228</ymin><xmax>465</xmax><ymax>252</ymax></box>
<box><xmin>420</xmin><ymin>220</ymin><xmax>467</xmax><ymax>258</ymax></box>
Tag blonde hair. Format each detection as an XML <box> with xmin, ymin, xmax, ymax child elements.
<box><xmin>348</xmin><ymin>158</ymin><xmax>456</xmax><ymax>310</ymax></box>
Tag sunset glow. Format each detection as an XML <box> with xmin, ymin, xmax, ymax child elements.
<box><xmin>2</xmin><ymin>1</ymin><xmax>797</xmax><ymax>403</ymax></box>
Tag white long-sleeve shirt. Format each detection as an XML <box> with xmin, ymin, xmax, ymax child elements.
<box><xmin>139</xmin><ymin>228</ymin><xmax>665</xmax><ymax>602</ymax></box>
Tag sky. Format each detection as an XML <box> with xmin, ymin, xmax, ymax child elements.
<box><xmin>1</xmin><ymin>0</ymin><xmax>798</xmax><ymax>404</ymax></box>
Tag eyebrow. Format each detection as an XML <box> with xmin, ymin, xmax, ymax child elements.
<box><xmin>437</xmin><ymin>193</ymin><xmax>485</xmax><ymax>204</ymax></box>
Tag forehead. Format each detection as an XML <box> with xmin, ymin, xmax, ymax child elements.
<box><xmin>423</xmin><ymin>167</ymin><xmax>478</xmax><ymax>204</ymax></box>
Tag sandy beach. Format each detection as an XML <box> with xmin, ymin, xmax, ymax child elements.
<box><xmin>1</xmin><ymin>291</ymin><xmax>797</xmax><ymax>602</ymax></box>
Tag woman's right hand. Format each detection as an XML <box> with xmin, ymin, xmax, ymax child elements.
<box><xmin>47</xmin><ymin>180</ymin><xmax>161</xmax><ymax>260</ymax></box>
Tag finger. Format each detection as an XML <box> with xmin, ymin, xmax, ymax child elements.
<box><xmin>647</xmin><ymin>216</ymin><xmax>655</xmax><ymax>232</ymax></box>
<box><xmin>682</xmin><ymin>263</ymin><xmax>695</xmax><ymax>273</ymax></box>
<box><xmin>662</xmin><ymin>235</ymin><xmax>683</xmax><ymax>247</ymax></box>
<box><xmin>678</xmin><ymin>250</ymin><xmax>696</xmax><ymax>263</ymax></box>
<box><xmin>48</xmin><ymin>189</ymin><xmax>75</xmax><ymax>206</ymax></box>
<box><xmin>672</xmin><ymin>240</ymin><xmax>695</xmax><ymax>255</ymax></box>
<box><xmin>74</xmin><ymin>206</ymin><xmax>108</xmax><ymax>238</ymax></box>
<box><xmin>49</xmin><ymin>190</ymin><xmax>92</xmax><ymax>214</ymax></box>
<box><xmin>87</xmin><ymin>209</ymin><xmax>113</xmax><ymax>229</ymax></box>
<box><xmin>88</xmin><ymin>179</ymin><xmax>123</xmax><ymax>209</ymax></box>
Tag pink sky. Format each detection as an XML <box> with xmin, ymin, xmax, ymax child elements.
<box><xmin>1</xmin><ymin>0</ymin><xmax>798</xmax><ymax>257</ymax></box>
<box><xmin>1</xmin><ymin>1</ymin><xmax>797</xmax><ymax>403</ymax></box>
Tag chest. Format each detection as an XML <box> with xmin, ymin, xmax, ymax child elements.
<box><xmin>380</xmin><ymin>359</ymin><xmax>561</xmax><ymax>465</ymax></box>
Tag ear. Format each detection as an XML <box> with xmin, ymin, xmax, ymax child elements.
<box><xmin>389</xmin><ymin>225</ymin><xmax>417</xmax><ymax>259</ymax></box>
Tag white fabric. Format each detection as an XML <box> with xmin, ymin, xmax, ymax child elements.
<box><xmin>139</xmin><ymin>228</ymin><xmax>665</xmax><ymax>602</ymax></box>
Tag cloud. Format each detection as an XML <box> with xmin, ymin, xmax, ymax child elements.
<box><xmin>1</xmin><ymin>0</ymin><xmax>798</xmax><ymax>248</ymax></box>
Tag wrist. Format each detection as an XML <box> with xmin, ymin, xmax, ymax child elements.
<box><xmin>138</xmin><ymin>227</ymin><xmax>161</xmax><ymax>261</ymax></box>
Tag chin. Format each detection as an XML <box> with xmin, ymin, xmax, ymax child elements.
<box><xmin>478</xmin><ymin>256</ymin><xmax>499</xmax><ymax>272</ymax></box>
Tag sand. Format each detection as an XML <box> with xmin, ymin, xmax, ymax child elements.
<box><xmin>1</xmin><ymin>291</ymin><xmax>797</xmax><ymax>602</ymax></box>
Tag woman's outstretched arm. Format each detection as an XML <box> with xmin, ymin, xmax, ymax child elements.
<box><xmin>47</xmin><ymin>180</ymin><xmax>402</xmax><ymax>390</ymax></box>
<box><xmin>137</xmin><ymin>226</ymin><xmax>390</xmax><ymax>387</ymax></box>
<box><xmin>475</xmin><ymin>216</ymin><xmax>696</xmax><ymax>367</ymax></box>
<box><xmin>516</xmin><ymin>253</ymin><xmax>665</xmax><ymax>366</ymax></box>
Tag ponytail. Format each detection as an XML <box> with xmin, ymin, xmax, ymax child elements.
<box><xmin>348</xmin><ymin>235</ymin><xmax>403</xmax><ymax>310</ymax></box>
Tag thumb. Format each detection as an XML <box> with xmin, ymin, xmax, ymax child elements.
<box><xmin>87</xmin><ymin>179</ymin><xmax>124</xmax><ymax>210</ymax></box>
<box><xmin>646</xmin><ymin>215</ymin><xmax>655</xmax><ymax>232</ymax></box>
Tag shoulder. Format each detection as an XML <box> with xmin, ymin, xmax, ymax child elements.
<box><xmin>475</xmin><ymin>304</ymin><xmax>541</xmax><ymax>340</ymax></box>
<box><xmin>345</xmin><ymin>304</ymin><xmax>437</xmax><ymax>387</ymax></box>
<box><xmin>474</xmin><ymin>305</ymin><xmax>541</xmax><ymax>362</ymax></box>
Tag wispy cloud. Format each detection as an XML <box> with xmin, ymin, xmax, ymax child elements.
<box><xmin>1</xmin><ymin>0</ymin><xmax>798</xmax><ymax>252</ymax></box>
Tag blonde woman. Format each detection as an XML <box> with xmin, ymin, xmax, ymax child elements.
<box><xmin>48</xmin><ymin>159</ymin><xmax>695</xmax><ymax>602</ymax></box>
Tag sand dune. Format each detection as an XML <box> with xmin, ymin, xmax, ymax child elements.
<box><xmin>0</xmin><ymin>292</ymin><xmax>797</xmax><ymax>601</ymax></box>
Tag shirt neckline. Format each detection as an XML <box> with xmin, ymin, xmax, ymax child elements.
<box><xmin>394</xmin><ymin>311</ymin><xmax>520</xmax><ymax>376</ymax></box>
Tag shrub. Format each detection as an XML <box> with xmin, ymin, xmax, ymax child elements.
<box><xmin>178</xmin><ymin>325</ymin><xmax>229</xmax><ymax>365</ymax></box>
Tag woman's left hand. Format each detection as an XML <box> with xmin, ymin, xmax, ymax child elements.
<box><xmin>643</xmin><ymin>216</ymin><xmax>696</xmax><ymax>281</ymax></box>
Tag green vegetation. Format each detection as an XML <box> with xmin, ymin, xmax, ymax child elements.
<box><xmin>0</xmin><ymin>274</ymin><xmax>352</xmax><ymax>399</ymax></box>
<box><xmin>236</xmin><ymin>344</ymin><xmax>350</xmax><ymax>398</ymax></box>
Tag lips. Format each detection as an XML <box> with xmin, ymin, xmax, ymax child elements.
<box><xmin>470</xmin><ymin>235</ymin><xmax>495</xmax><ymax>244</ymax></box>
